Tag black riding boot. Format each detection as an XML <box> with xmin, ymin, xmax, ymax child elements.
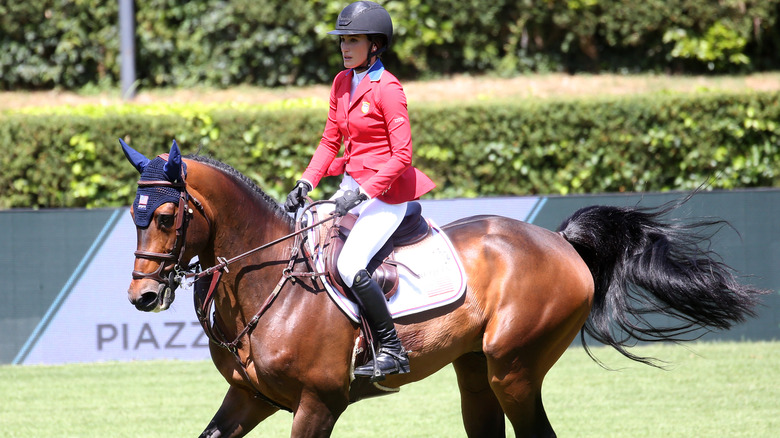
<box><xmin>350</xmin><ymin>269</ymin><xmax>410</xmax><ymax>381</ymax></box>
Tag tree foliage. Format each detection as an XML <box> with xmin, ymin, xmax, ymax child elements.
<box><xmin>1</xmin><ymin>0</ymin><xmax>778</xmax><ymax>90</ymax></box>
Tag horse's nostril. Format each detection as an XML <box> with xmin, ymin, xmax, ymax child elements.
<box><xmin>134</xmin><ymin>291</ymin><xmax>159</xmax><ymax>311</ymax></box>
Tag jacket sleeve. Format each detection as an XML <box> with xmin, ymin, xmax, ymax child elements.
<box><xmin>361</xmin><ymin>78</ymin><xmax>413</xmax><ymax>198</ymax></box>
<box><xmin>301</xmin><ymin>74</ymin><xmax>344</xmax><ymax>188</ymax></box>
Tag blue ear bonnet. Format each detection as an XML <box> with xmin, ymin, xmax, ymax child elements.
<box><xmin>133</xmin><ymin>157</ymin><xmax>187</xmax><ymax>228</ymax></box>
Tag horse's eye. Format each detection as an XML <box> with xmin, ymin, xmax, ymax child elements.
<box><xmin>158</xmin><ymin>214</ymin><xmax>175</xmax><ymax>229</ymax></box>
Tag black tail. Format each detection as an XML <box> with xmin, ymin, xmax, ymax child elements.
<box><xmin>558</xmin><ymin>198</ymin><xmax>767</xmax><ymax>366</ymax></box>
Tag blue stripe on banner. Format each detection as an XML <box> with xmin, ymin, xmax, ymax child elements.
<box><xmin>525</xmin><ymin>197</ymin><xmax>548</xmax><ymax>224</ymax></box>
<box><xmin>12</xmin><ymin>209</ymin><xmax>124</xmax><ymax>365</ymax></box>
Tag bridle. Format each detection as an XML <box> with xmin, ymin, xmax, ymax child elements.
<box><xmin>131</xmin><ymin>177</ymin><xmax>208</xmax><ymax>296</ymax></box>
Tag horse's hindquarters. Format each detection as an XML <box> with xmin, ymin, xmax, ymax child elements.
<box><xmin>442</xmin><ymin>215</ymin><xmax>593</xmax><ymax>437</ymax></box>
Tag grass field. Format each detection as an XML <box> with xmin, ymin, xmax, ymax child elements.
<box><xmin>1</xmin><ymin>341</ymin><xmax>778</xmax><ymax>437</ymax></box>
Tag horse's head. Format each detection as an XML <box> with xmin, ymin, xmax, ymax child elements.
<box><xmin>121</xmin><ymin>138</ymin><xmax>203</xmax><ymax>312</ymax></box>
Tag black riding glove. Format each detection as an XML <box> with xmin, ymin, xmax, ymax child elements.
<box><xmin>284</xmin><ymin>180</ymin><xmax>312</xmax><ymax>212</ymax></box>
<box><xmin>333</xmin><ymin>190</ymin><xmax>368</xmax><ymax>216</ymax></box>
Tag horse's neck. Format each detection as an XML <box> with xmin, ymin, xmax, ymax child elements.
<box><xmin>216</xmin><ymin>194</ymin><xmax>291</xmax><ymax>249</ymax></box>
<box><xmin>195</xmin><ymin>170</ymin><xmax>293</xmax><ymax>257</ymax></box>
<box><xmin>193</xmin><ymin>167</ymin><xmax>296</xmax><ymax>324</ymax></box>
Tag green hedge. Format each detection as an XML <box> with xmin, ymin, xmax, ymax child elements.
<box><xmin>2</xmin><ymin>0</ymin><xmax>779</xmax><ymax>90</ymax></box>
<box><xmin>2</xmin><ymin>91</ymin><xmax>779</xmax><ymax>209</ymax></box>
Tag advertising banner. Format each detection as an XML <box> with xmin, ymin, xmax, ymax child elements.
<box><xmin>11</xmin><ymin>212</ymin><xmax>210</xmax><ymax>365</ymax></box>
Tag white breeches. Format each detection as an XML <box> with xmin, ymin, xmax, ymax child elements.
<box><xmin>320</xmin><ymin>175</ymin><xmax>407</xmax><ymax>287</ymax></box>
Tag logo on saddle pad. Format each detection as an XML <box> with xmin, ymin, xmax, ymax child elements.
<box><xmin>305</xmin><ymin>203</ymin><xmax>467</xmax><ymax>323</ymax></box>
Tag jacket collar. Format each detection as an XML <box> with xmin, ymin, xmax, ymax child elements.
<box><xmin>349</xmin><ymin>59</ymin><xmax>385</xmax><ymax>82</ymax></box>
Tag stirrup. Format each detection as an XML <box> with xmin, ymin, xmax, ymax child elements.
<box><xmin>354</xmin><ymin>347</ymin><xmax>410</xmax><ymax>382</ymax></box>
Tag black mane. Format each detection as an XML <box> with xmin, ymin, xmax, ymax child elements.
<box><xmin>186</xmin><ymin>154</ymin><xmax>294</xmax><ymax>226</ymax></box>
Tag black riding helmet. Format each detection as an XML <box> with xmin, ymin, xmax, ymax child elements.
<box><xmin>328</xmin><ymin>1</ymin><xmax>393</xmax><ymax>67</ymax></box>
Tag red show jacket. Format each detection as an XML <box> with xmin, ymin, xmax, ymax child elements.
<box><xmin>301</xmin><ymin>61</ymin><xmax>435</xmax><ymax>203</ymax></box>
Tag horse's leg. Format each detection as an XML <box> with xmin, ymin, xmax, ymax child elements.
<box><xmin>199</xmin><ymin>385</ymin><xmax>279</xmax><ymax>438</ymax></box>
<box><xmin>453</xmin><ymin>352</ymin><xmax>506</xmax><ymax>437</ymax></box>
<box><xmin>483</xmin><ymin>307</ymin><xmax>586</xmax><ymax>438</ymax></box>
<box><xmin>485</xmin><ymin>360</ymin><xmax>553</xmax><ymax>438</ymax></box>
<box><xmin>288</xmin><ymin>389</ymin><xmax>348</xmax><ymax>438</ymax></box>
<box><xmin>482</xmin><ymin>290</ymin><xmax>589</xmax><ymax>436</ymax></box>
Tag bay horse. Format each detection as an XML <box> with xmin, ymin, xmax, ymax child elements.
<box><xmin>121</xmin><ymin>139</ymin><xmax>764</xmax><ymax>438</ymax></box>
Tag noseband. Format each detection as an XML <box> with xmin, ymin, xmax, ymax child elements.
<box><xmin>132</xmin><ymin>178</ymin><xmax>207</xmax><ymax>292</ymax></box>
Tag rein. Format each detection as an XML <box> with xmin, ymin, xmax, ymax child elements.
<box><xmin>187</xmin><ymin>203</ymin><xmax>336</xmax><ymax>284</ymax></box>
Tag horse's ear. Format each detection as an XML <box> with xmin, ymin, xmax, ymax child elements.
<box><xmin>119</xmin><ymin>138</ymin><xmax>150</xmax><ymax>174</ymax></box>
<box><xmin>163</xmin><ymin>139</ymin><xmax>183</xmax><ymax>181</ymax></box>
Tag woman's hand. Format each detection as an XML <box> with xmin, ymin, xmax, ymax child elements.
<box><xmin>333</xmin><ymin>190</ymin><xmax>368</xmax><ymax>216</ymax></box>
<box><xmin>284</xmin><ymin>180</ymin><xmax>312</xmax><ymax>212</ymax></box>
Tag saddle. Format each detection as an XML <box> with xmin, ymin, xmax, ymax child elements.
<box><xmin>322</xmin><ymin>202</ymin><xmax>430</xmax><ymax>300</ymax></box>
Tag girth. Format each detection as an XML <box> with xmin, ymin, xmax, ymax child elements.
<box><xmin>322</xmin><ymin>201</ymin><xmax>430</xmax><ymax>300</ymax></box>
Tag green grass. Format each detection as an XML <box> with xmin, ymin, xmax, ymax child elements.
<box><xmin>1</xmin><ymin>342</ymin><xmax>778</xmax><ymax>437</ymax></box>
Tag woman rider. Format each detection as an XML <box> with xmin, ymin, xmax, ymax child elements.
<box><xmin>284</xmin><ymin>1</ymin><xmax>435</xmax><ymax>380</ymax></box>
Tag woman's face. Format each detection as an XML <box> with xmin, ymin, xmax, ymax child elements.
<box><xmin>340</xmin><ymin>34</ymin><xmax>373</xmax><ymax>69</ymax></box>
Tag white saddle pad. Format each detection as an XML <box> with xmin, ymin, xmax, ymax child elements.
<box><xmin>304</xmin><ymin>216</ymin><xmax>468</xmax><ymax>323</ymax></box>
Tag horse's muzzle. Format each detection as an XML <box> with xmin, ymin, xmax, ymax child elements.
<box><xmin>128</xmin><ymin>281</ymin><xmax>176</xmax><ymax>312</ymax></box>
